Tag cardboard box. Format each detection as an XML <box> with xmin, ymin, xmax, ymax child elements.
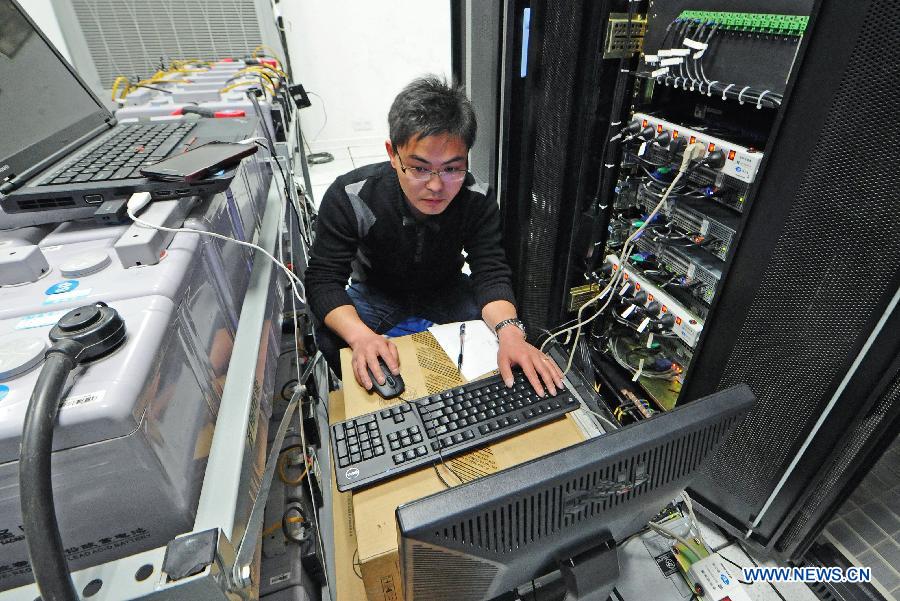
<box><xmin>329</xmin><ymin>390</ymin><xmax>369</xmax><ymax>601</ymax></box>
<box><xmin>338</xmin><ymin>332</ymin><xmax>586</xmax><ymax>601</ymax></box>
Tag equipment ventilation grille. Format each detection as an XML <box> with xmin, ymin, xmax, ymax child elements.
<box><xmin>409</xmin><ymin>543</ymin><xmax>498</xmax><ymax>600</ymax></box>
<box><xmin>69</xmin><ymin>0</ymin><xmax>264</xmax><ymax>87</ymax></box>
<box><xmin>434</xmin><ymin>419</ymin><xmax>738</xmax><ymax>554</ymax></box>
<box><xmin>17</xmin><ymin>197</ymin><xmax>76</xmax><ymax>210</ymax></box>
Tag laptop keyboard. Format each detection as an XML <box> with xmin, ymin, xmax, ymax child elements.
<box><xmin>42</xmin><ymin>122</ymin><xmax>195</xmax><ymax>185</ymax></box>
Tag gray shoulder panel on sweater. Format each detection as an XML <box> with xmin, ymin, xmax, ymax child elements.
<box><xmin>466</xmin><ymin>180</ymin><xmax>489</xmax><ymax>196</ymax></box>
<box><xmin>344</xmin><ymin>180</ymin><xmax>376</xmax><ymax>238</ymax></box>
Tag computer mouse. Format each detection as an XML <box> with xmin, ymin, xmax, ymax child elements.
<box><xmin>367</xmin><ymin>356</ymin><xmax>405</xmax><ymax>399</ymax></box>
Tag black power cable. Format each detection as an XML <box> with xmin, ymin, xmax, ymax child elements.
<box><xmin>20</xmin><ymin>340</ymin><xmax>82</xmax><ymax>601</ymax></box>
<box><xmin>19</xmin><ymin>303</ymin><xmax>127</xmax><ymax>601</ymax></box>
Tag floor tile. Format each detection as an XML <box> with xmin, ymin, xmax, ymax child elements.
<box><xmin>860</xmin><ymin>549</ymin><xmax>900</xmax><ymax>591</ymax></box>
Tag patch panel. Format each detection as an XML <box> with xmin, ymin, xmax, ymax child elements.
<box><xmin>677</xmin><ymin>11</ymin><xmax>809</xmax><ymax>36</ymax></box>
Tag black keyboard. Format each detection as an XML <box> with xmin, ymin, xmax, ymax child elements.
<box><xmin>42</xmin><ymin>122</ymin><xmax>195</xmax><ymax>185</ymax></box>
<box><xmin>332</xmin><ymin>369</ymin><xmax>579</xmax><ymax>492</ymax></box>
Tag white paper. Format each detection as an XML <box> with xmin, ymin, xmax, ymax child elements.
<box><xmin>428</xmin><ymin>320</ymin><xmax>499</xmax><ymax>382</ymax></box>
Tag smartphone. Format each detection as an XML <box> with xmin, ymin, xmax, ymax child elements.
<box><xmin>140</xmin><ymin>142</ymin><xmax>258</xmax><ymax>183</ymax></box>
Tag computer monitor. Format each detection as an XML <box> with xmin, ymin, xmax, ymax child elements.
<box><xmin>396</xmin><ymin>384</ymin><xmax>755</xmax><ymax>601</ymax></box>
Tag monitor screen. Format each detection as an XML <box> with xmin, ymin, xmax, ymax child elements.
<box><xmin>0</xmin><ymin>0</ymin><xmax>109</xmax><ymax>183</ymax></box>
<box><xmin>397</xmin><ymin>384</ymin><xmax>755</xmax><ymax>601</ymax></box>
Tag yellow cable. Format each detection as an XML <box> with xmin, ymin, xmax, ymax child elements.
<box><xmin>251</xmin><ymin>44</ymin><xmax>283</xmax><ymax>69</ymax></box>
<box><xmin>111</xmin><ymin>76</ymin><xmax>130</xmax><ymax>101</ymax></box>
<box><xmin>232</xmin><ymin>67</ymin><xmax>277</xmax><ymax>89</ymax></box>
<box><xmin>219</xmin><ymin>80</ymin><xmax>275</xmax><ymax>96</ymax></box>
<box><xmin>277</xmin><ymin>452</ymin><xmax>311</xmax><ymax>486</ymax></box>
<box><xmin>261</xmin><ymin>515</ymin><xmax>304</xmax><ymax>538</ymax></box>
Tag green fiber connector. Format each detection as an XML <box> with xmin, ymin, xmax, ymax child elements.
<box><xmin>673</xmin><ymin>10</ymin><xmax>808</xmax><ymax>35</ymax></box>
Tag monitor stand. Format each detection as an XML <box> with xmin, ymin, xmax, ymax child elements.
<box><xmin>560</xmin><ymin>539</ymin><xmax>619</xmax><ymax>601</ymax></box>
<box><xmin>507</xmin><ymin>538</ymin><xmax>620</xmax><ymax>601</ymax></box>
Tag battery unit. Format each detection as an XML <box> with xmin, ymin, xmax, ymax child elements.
<box><xmin>116</xmin><ymin>97</ymin><xmax>280</xmax><ymax>155</ymax></box>
<box><xmin>0</xmin><ymin>293</ymin><xmax>269</xmax><ymax>590</ymax></box>
<box><xmin>0</xmin><ymin>182</ymin><xmax>283</xmax><ymax>590</ymax></box>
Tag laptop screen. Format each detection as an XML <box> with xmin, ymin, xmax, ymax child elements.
<box><xmin>0</xmin><ymin>0</ymin><xmax>111</xmax><ymax>185</ymax></box>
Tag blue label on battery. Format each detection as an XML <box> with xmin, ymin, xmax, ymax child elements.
<box><xmin>45</xmin><ymin>280</ymin><xmax>79</xmax><ymax>295</ymax></box>
<box><xmin>0</xmin><ymin>385</ymin><xmax>8</xmax><ymax>402</ymax></box>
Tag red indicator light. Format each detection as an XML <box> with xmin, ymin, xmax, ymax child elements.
<box><xmin>673</xmin><ymin>130</ymin><xmax>679</xmax><ymax>138</ymax></box>
<box><xmin>689</xmin><ymin>136</ymin><xmax>697</xmax><ymax>144</ymax></box>
<box><xmin>728</xmin><ymin>150</ymin><xmax>736</xmax><ymax>160</ymax></box>
<box><xmin>657</xmin><ymin>124</ymin><xmax>663</xmax><ymax>133</ymax></box>
<box><xmin>708</xmin><ymin>143</ymin><xmax>716</xmax><ymax>152</ymax></box>
<box><xmin>642</xmin><ymin>119</ymin><xmax>648</xmax><ymax>127</ymax></box>
<box><xmin>675</xmin><ymin>316</ymin><xmax>682</xmax><ymax>325</ymax></box>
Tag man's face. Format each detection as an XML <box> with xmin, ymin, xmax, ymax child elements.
<box><xmin>386</xmin><ymin>133</ymin><xmax>468</xmax><ymax>218</ymax></box>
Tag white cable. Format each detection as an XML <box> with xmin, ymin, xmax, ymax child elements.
<box><xmin>540</xmin><ymin>144</ymin><xmax>705</xmax><ymax>375</ymax></box>
<box><xmin>721</xmin><ymin>83</ymin><xmax>735</xmax><ymax>101</ymax></box>
<box><xmin>648</xmin><ymin>522</ymin><xmax>696</xmax><ymax>554</ymax></box>
<box><xmin>126</xmin><ymin>193</ymin><xmax>307</xmax><ymax>304</ymax></box>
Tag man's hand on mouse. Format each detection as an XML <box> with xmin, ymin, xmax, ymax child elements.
<box><xmin>348</xmin><ymin>330</ymin><xmax>400</xmax><ymax>390</ymax></box>
<box><xmin>496</xmin><ymin>326</ymin><xmax>564</xmax><ymax>397</ymax></box>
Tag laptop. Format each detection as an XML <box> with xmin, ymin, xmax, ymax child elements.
<box><xmin>0</xmin><ymin>0</ymin><xmax>261</xmax><ymax>230</ymax></box>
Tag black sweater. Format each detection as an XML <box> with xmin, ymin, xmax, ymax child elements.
<box><xmin>305</xmin><ymin>162</ymin><xmax>516</xmax><ymax>323</ymax></box>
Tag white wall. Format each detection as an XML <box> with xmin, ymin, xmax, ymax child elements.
<box><xmin>19</xmin><ymin>0</ymin><xmax>71</xmax><ymax>62</ymax></box>
<box><xmin>279</xmin><ymin>0</ymin><xmax>452</xmax><ymax>151</ymax></box>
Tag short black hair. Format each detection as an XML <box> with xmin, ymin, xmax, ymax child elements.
<box><xmin>388</xmin><ymin>75</ymin><xmax>477</xmax><ymax>151</ymax></box>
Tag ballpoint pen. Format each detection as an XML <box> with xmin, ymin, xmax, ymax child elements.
<box><xmin>457</xmin><ymin>322</ymin><xmax>466</xmax><ymax>372</ymax></box>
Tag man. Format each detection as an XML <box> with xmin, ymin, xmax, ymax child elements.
<box><xmin>305</xmin><ymin>76</ymin><xmax>562</xmax><ymax>396</ymax></box>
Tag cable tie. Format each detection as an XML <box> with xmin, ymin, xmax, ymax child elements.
<box><xmin>722</xmin><ymin>83</ymin><xmax>735</xmax><ymax>101</ymax></box>
<box><xmin>631</xmin><ymin>358</ymin><xmax>645</xmax><ymax>382</ymax></box>
<box><xmin>737</xmin><ymin>85</ymin><xmax>752</xmax><ymax>104</ymax></box>
<box><xmin>756</xmin><ymin>90</ymin><xmax>771</xmax><ymax>109</ymax></box>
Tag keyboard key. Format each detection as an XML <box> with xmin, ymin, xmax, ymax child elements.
<box><xmin>91</xmin><ymin>170</ymin><xmax>114</xmax><ymax>181</ymax></box>
<box><xmin>415</xmin><ymin>446</ymin><xmax>427</xmax><ymax>457</ymax></box>
<box><xmin>404</xmin><ymin>449</ymin><xmax>416</xmax><ymax>460</ymax></box>
<box><xmin>393</xmin><ymin>453</ymin><xmax>405</xmax><ymax>464</ymax></box>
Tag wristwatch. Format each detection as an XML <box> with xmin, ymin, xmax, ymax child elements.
<box><xmin>494</xmin><ymin>318</ymin><xmax>526</xmax><ymax>338</ymax></box>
